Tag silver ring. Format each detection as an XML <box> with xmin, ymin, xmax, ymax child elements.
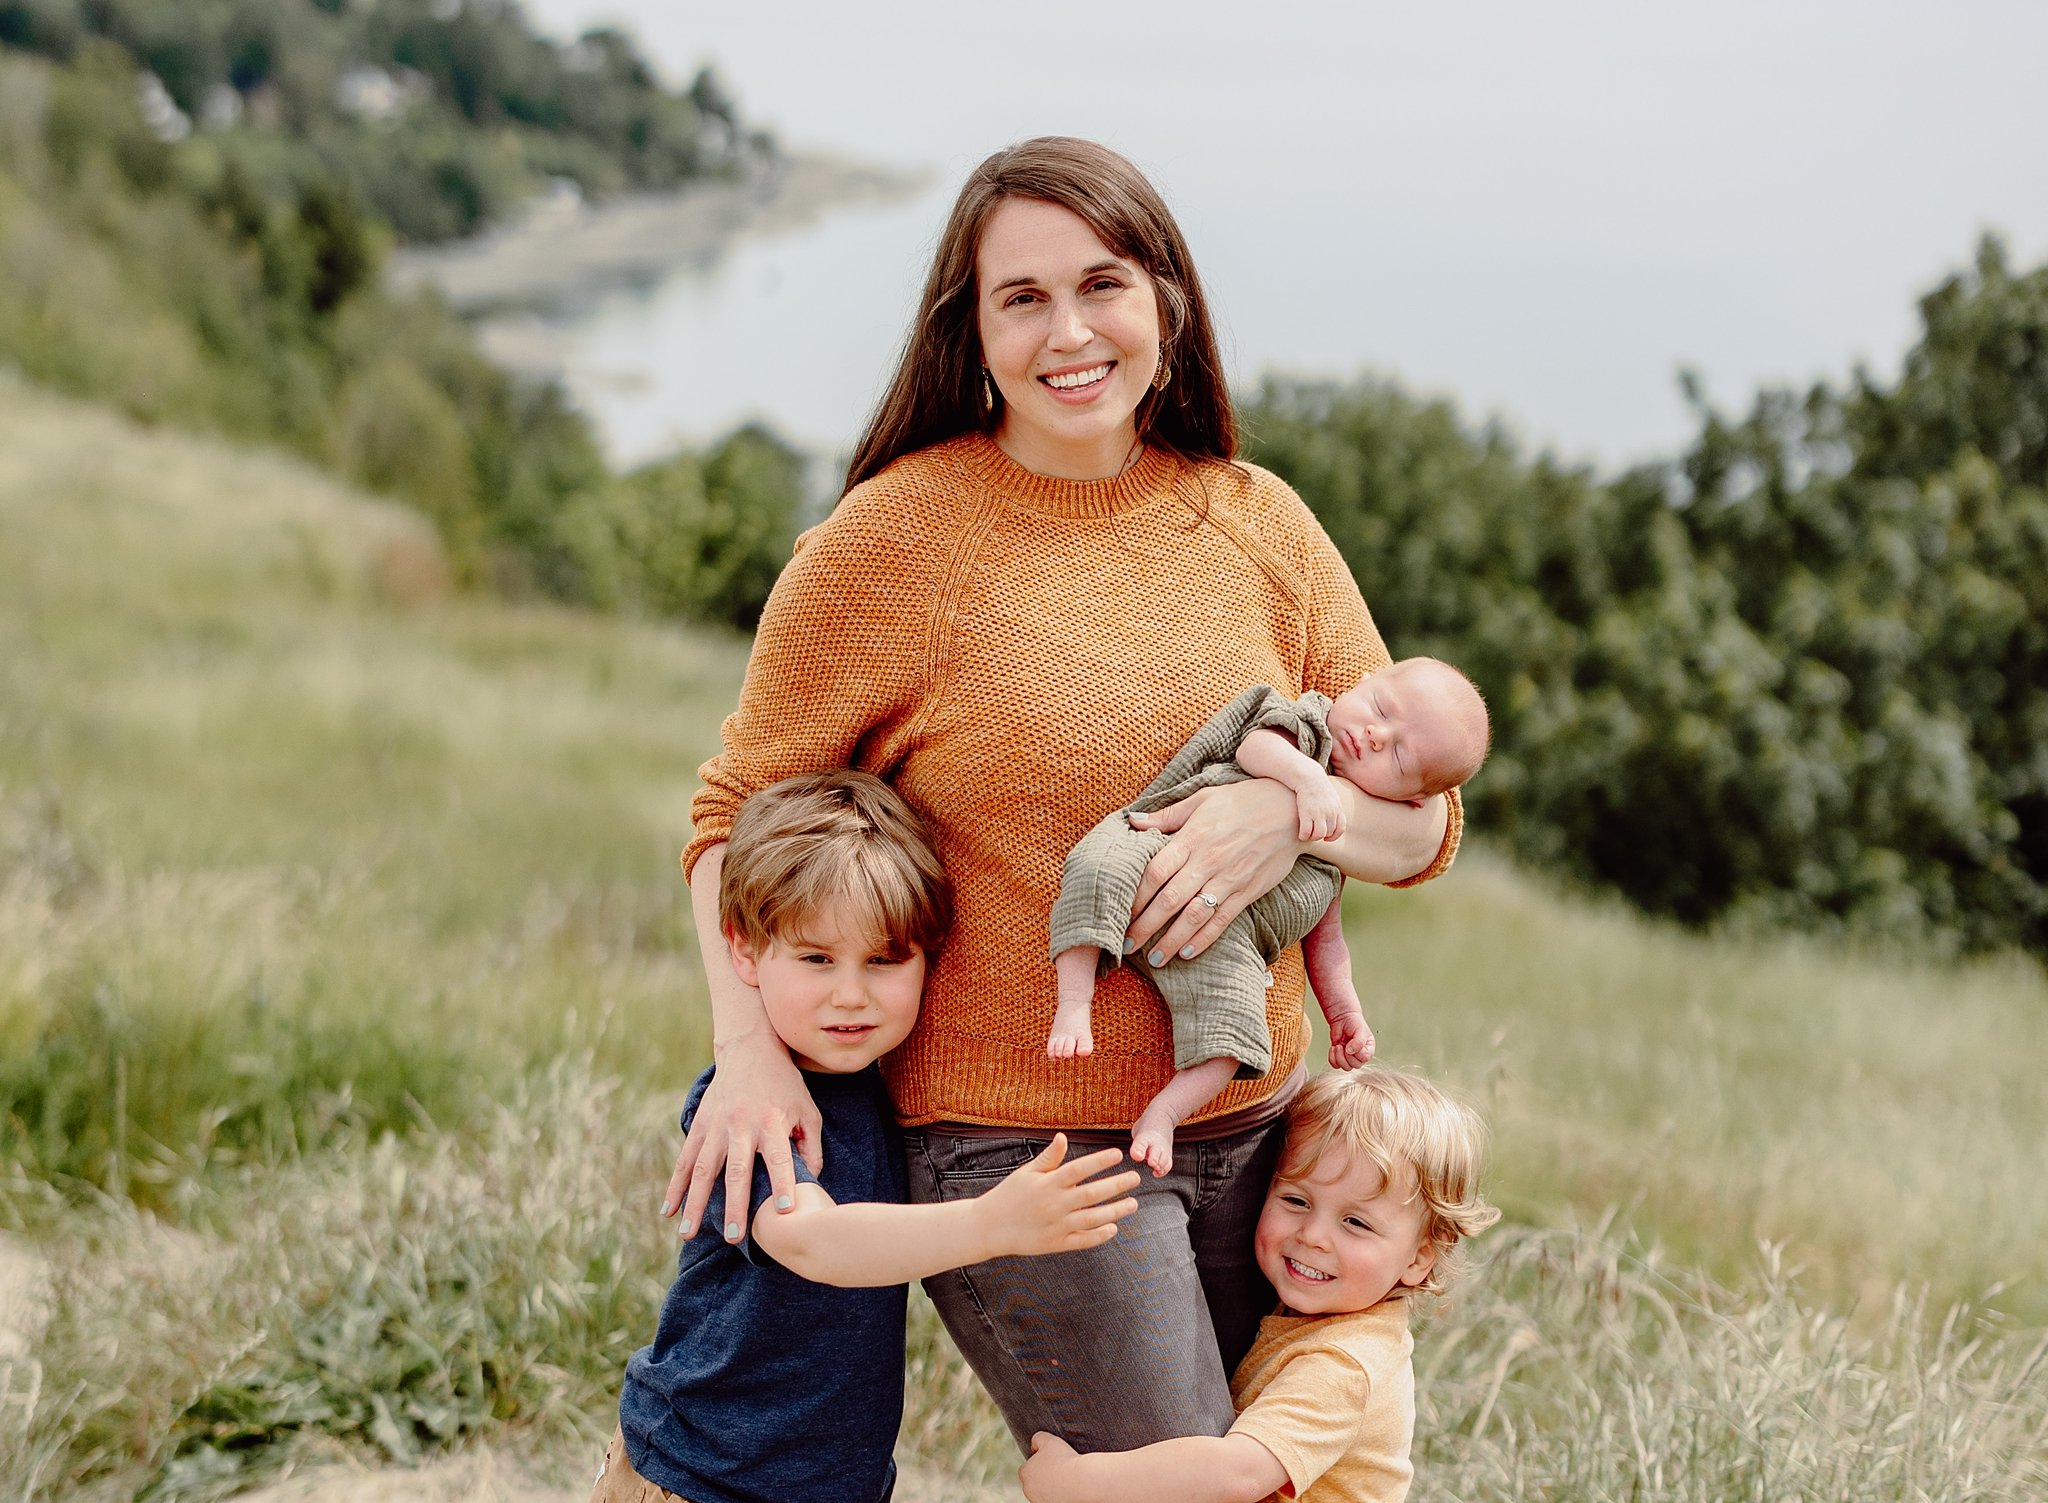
<box><xmin>1197</xmin><ymin>893</ymin><xmax>1220</xmax><ymax>909</ymax></box>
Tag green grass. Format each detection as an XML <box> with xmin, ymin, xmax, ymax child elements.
<box><xmin>1</xmin><ymin>374</ymin><xmax>2044</xmax><ymax>1499</ymax></box>
<box><xmin>1341</xmin><ymin>860</ymin><xmax>2048</xmax><ymax>1323</ymax></box>
<box><xmin>0</xmin><ymin>372</ymin><xmax>740</xmax><ymax>1193</ymax></box>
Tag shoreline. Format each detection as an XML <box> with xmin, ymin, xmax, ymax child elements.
<box><xmin>388</xmin><ymin>150</ymin><xmax>931</xmax><ymax>316</ymax></box>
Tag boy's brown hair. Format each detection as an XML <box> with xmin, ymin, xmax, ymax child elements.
<box><xmin>1279</xmin><ymin>1065</ymin><xmax>1501</xmax><ymax>1296</ymax></box>
<box><xmin>718</xmin><ymin>770</ymin><xmax>953</xmax><ymax>961</ymax></box>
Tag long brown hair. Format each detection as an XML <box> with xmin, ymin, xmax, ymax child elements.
<box><xmin>843</xmin><ymin>137</ymin><xmax>1237</xmax><ymax>494</ymax></box>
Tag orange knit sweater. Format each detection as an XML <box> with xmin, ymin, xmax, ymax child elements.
<box><xmin>685</xmin><ymin>433</ymin><xmax>1459</xmax><ymax>1130</ymax></box>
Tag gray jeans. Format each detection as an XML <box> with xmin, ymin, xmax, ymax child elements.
<box><xmin>904</xmin><ymin>1119</ymin><xmax>1285</xmax><ymax>1455</ymax></box>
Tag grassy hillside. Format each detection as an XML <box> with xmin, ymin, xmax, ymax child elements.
<box><xmin>1</xmin><ymin>377</ymin><xmax>2042</xmax><ymax>1498</ymax></box>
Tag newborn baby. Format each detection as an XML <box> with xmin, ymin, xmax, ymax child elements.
<box><xmin>1047</xmin><ymin>657</ymin><xmax>1489</xmax><ymax>1174</ymax></box>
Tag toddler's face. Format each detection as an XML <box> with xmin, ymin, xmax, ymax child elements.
<box><xmin>728</xmin><ymin>901</ymin><xmax>926</xmax><ymax>1073</ymax></box>
<box><xmin>1253</xmin><ymin>1146</ymin><xmax>1437</xmax><ymax>1315</ymax></box>
<box><xmin>1327</xmin><ymin>660</ymin><xmax>1460</xmax><ymax>802</ymax></box>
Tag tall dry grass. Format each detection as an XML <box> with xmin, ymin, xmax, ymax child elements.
<box><xmin>1340</xmin><ymin>859</ymin><xmax>2048</xmax><ymax>1322</ymax></box>
<box><xmin>5</xmin><ymin>1077</ymin><xmax>2042</xmax><ymax>1500</ymax></box>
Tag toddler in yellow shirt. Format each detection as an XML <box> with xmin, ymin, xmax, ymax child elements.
<box><xmin>1019</xmin><ymin>1065</ymin><xmax>1501</xmax><ymax>1503</ymax></box>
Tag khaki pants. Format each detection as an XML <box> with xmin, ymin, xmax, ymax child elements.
<box><xmin>589</xmin><ymin>1427</ymin><xmax>687</xmax><ymax>1503</ymax></box>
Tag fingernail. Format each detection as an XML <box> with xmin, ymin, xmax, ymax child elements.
<box><xmin>776</xmin><ymin>1195</ymin><xmax>792</xmax><ymax>1210</ymax></box>
<box><xmin>1121</xmin><ymin>938</ymin><xmax>1138</xmax><ymax>954</ymax></box>
<box><xmin>1179</xmin><ymin>945</ymin><xmax>1195</xmax><ymax>959</ymax></box>
<box><xmin>679</xmin><ymin>1220</ymin><xmax>693</xmax><ymax>1238</ymax></box>
<box><xmin>724</xmin><ymin>1221</ymin><xmax>740</xmax><ymax>1241</ymax></box>
<box><xmin>1148</xmin><ymin>951</ymin><xmax>1164</xmax><ymax>967</ymax></box>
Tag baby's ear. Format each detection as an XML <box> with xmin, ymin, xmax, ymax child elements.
<box><xmin>726</xmin><ymin>929</ymin><xmax>763</xmax><ymax>987</ymax></box>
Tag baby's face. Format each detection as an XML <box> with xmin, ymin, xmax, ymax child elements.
<box><xmin>1327</xmin><ymin>660</ymin><xmax>1461</xmax><ymax>802</ymax></box>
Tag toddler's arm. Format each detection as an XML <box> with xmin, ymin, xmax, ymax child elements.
<box><xmin>1236</xmin><ymin>727</ymin><xmax>1346</xmax><ymax>842</ymax></box>
<box><xmin>1018</xmin><ymin>1431</ymin><xmax>1287</xmax><ymax>1503</ymax></box>
<box><xmin>751</xmin><ymin>1136</ymin><xmax>1139</xmax><ymax>1287</ymax></box>
<box><xmin>1303</xmin><ymin>888</ymin><xmax>1374</xmax><ymax>1068</ymax></box>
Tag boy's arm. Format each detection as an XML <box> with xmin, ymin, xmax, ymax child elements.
<box><xmin>1018</xmin><ymin>1431</ymin><xmax>1288</xmax><ymax>1503</ymax></box>
<box><xmin>751</xmin><ymin>1135</ymin><xmax>1139</xmax><ymax>1287</ymax></box>
<box><xmin>1236</xmin><ymin>728</ymin><xmax>1345</xmax><ymax>842</ymax></box>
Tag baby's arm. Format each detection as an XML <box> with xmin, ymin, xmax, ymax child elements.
<box><xmin>1303</xmin><ymin>888</ymin><xmax>1374</xmax><ymax>1068</ymax></box>
<box><xmin>1018</xmin><ymin>1431</ymin><xmax>1287</xmax><ymax>1503</ymax></box>
<box><xmin>1236</xmin><ymin>727</ymin><xmax>1346</xmax><ymax>842</ymax></box>
<box><xmin>750</xmin><ymin>1135</ymin><xmax>1138</xmax><ymax>1286</ymax></box>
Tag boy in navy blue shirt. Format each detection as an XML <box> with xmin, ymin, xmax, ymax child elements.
<box><xmin>595</xmin><ymin>771</ymin><xmax>1141</xmax><ymax>1503</ymax></box>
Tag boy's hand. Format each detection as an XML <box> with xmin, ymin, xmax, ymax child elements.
<box><xmin>1294</xmin><ymin>772</ymin><xmax>1347</xmax><ymax>843</ymax></box>
<box><xmin>1020</xmin><ymin>1432</ymin><xmax>1083</xmax><ymax>1503</ymax></box>
<box><xmin>973</xmin><ymin>1135</ymin><xmax>1140</xmax><ymax>1260</ymax></box>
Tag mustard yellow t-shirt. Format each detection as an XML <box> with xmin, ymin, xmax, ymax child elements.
<box><xmin>1227</xmin><ymin>1301</ymin><xmax>1415</xmax><ymax>1503</ymax></box>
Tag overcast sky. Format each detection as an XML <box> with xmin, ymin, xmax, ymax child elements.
<box><xmin>518</xmin><ymin>0</ymin><xmax>2048</xmax><ymax>468</ymax></box>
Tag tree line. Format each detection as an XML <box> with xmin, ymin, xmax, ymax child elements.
<box><xmin>0</xmin><ymin>18</ymin><xmax>803</xmax><ymax>629</ymax></box>
<box><xmin>1245</xmin><ymin>237</ymin><xmax>2047</xmax><ymax>955</ymax></box>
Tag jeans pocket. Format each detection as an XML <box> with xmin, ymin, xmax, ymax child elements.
<box><xmin>926</xmin><ymin>1135</ymin><xmax>1041</xmax><ymax>1183</ymax></box>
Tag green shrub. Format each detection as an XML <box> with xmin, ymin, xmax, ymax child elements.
<box><xmin>1247</xmin><ymin>237</ymin><xmax>2048</xmax><ymax>953</ymax></box>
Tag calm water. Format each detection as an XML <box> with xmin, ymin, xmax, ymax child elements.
<box><xmin>515</xmin><ymin>0</ymin><xmax>2048</xmax><ymax>471</ymax></box>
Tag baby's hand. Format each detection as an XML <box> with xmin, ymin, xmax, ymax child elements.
<box><xmin>973</xmin><ymin>1135</ymin><xmax>1140</xmax><ymax>1259</ymax></box>
<box><xmin>1294</xmin><ymin>772</ymin><xmax>1347</xmax><ymax>842</ymax></box>
<box><xmin>1327</xmin><ymin>1009</ymin><xmax>1376</xmax><ymax>1069</ymax></box>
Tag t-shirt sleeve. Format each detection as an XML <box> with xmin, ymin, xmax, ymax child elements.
<box><xmin>733</xmin><ymin>1148</ymin><xmax>822</xmax><ymax>1268</ymax></box>
<box><xmin>682</xmin><ymin>495</ymin><xmax>936</xmax><ymax>879</ymax></box>
<box><xmin>1227</xmin><ymin>1346</ymin><xmax>1372</xmax><ymax>1499</ymax></box>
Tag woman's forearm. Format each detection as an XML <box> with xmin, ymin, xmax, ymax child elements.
<box><xmin>1322</xmin><ymin>785</ymin><xmax>1449</xmax><ymax>885</ymax></box>
<box><xmin>688</xmin><ymin>844</ymin><xmax>778</xmax><ymax>1051</ymax></box>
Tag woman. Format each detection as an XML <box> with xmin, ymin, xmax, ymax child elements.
<box><xmin>666</xmin><ymin>137</ymin><xmax>1457</xmax><ymax>1452</ymax></box>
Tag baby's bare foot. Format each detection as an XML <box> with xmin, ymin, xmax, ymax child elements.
<box><xmin>1130</xmin><ymin>1110</ymin><xmax>1178</xmax><ymax>1178</ymax></box>
<box><xmin>1048</xmin><ymin>1000</ymin><xmax>1094</xmax><ymax>1060</ymax></box>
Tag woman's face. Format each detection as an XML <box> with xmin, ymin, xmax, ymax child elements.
<box><xmin>975</xmin><ymin>197</ymin><xmax>1163</xmax><ymax>481</ymax></box>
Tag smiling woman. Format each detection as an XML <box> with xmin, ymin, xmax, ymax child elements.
<box><xmin>975</xmin><ymin>197</ymin><xmax>1165</xmax><ymax>479</ymax></box>
<box><xmin>659</xmin><ymin>136</ymin><xmax>1460</xmax><ymax>1470</ymax></box>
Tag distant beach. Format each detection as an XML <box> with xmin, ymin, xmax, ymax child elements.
<box><xmin>389</xmin><ymin>150</ymin><xmax>929</xmax><ymax>316</ymax></box>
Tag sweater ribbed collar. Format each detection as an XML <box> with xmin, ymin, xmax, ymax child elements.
<box><xmin>952</xmin><ymin>431</ymin><xmax>1183</xmax><ymax>518</ymax></box>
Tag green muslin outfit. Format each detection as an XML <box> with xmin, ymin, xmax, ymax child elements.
<box><xmin>1049</xmin><ymin>686</ymin><xmax>1341</xmax><ymax>1079</ymax></box>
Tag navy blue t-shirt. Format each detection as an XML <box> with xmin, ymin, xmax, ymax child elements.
<box><xmin>620</xmin><ymin>1064</ymin><xmax>908</xmax><ymax>1503</ymax></box>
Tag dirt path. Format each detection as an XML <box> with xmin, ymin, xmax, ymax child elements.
<box><xmin>231</xmin><ymin>1450</ymin><xmax>1016</xmax><ymax>1503</ymax></box>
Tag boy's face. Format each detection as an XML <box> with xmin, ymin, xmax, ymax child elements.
<box><xmin>728</xmin><ymin>904</ymin><xmax>926</xmax><ymax>1073</ymax></box>
<box><xmin>1253</xmin><ymin>1146</ymin><xmax>1437</xmax><ymax>1316</ymax></box>
<box><xmin>1326</xmin><ymin>661</ymin><xmax>1459</xmax><ymax>803</ymax></box>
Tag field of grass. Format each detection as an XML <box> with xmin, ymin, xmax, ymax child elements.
<box><xmin>1</xmin><ymin>374</ymin><xmax>2043</xmax><ymax>1499</ymax></box>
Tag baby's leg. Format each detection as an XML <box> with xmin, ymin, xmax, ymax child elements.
<box><xmin>1303</xmin><ymin>891</ymin><xmax>1374</xmax><ymax>1068</ymax></box>
<box><xmin>1049</xmin><ymin>946</ymin><xmax>1099</xmax><ymax>1059</ymax></box>
<box><xmin>1130</xmin><ymin>1057</ymin><xmax>1238</xmax><ymax>1177</ymax></box>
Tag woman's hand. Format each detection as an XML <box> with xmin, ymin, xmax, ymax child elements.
<box><xmin>665</xmin><ymin>841</ymin><xmax>823</xmax><ymax>1243</ymax></box>
<box><xmin>1127</xmin><ymin>779</ymin><xmax>1450</xmax><ymax>962</ymax></box>
<box><xmin>663</xmin><ymin>1032</ymin><xmax>823</xmax><ymax>1242</ymax></box>
<box><xmin>1125</xmin><ymin>779</ymin><xmax>1306</xmax><ymax>965</ymax></box>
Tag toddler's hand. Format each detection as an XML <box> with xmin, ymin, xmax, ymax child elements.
<box><xmin>1295</xmin><ymin>773</ymin><xmax>1347</xmax><ymax>842</ymax></box>
<box><xmin>1019</xmin><ymin>1432</ymin><xmax>1082</xmax><ymax>1503</ymax></box>
<box><xmin>974</xmin><ymin>1135</ymin><xmax>1140</xmax><ymax>1260</ymax></box>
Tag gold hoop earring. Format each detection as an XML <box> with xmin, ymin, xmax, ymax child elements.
<box><xmin>981</xmin><ymin>368</ymin><xmax>995</xmax><ymax>412</ymax></box>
